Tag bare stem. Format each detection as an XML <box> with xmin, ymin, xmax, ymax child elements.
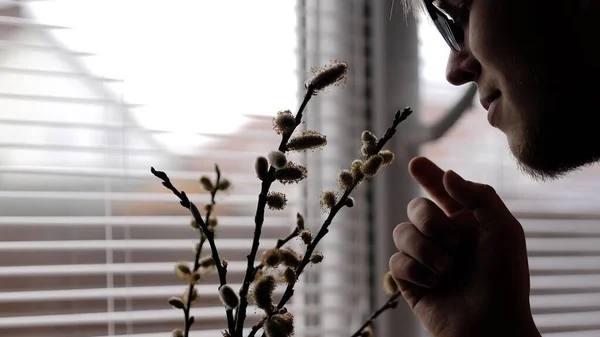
<box><xmin>234</xmin><ymin>90</ymin><xmax>313</xmax><ymax>337</ymax></box>
<box><xmin>350</xmin><ymin>291</ymin><xmax>402</xmax><ymax>337</ymax></box>
<box><xmin>151</xmin><ymin>166</ymin><xmax>234</xmax><ymax>335</ymax></box>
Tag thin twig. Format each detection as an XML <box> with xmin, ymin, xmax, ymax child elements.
<box><xmin>183</xmin><ymin>235</ymin><xmax>206</xmax><ymax>337</ymax></box>
<box><xmin>234</xmin><ymin>90</ymin><xmax>313</xmax><ymax>337</ymax></box>
<box><xmin>248</xmin><ymin>320</ymin><xmax>263</xmax><ymax>337</ymax></box>
<box><xmin>151</xmin><ymin>166</ymin><xmax>234</xmax><ymax>335</ymax></box>
<box><xmin>350</xmin><ymin>291</ymin><xmax>402</xmax><ymax>337</ymax></box>
<box><xmin>374</xmin><ymin>107</ymin><xmax>412</xmax><ymax>154</ymax></box>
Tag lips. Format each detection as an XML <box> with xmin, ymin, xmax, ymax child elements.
<box><xmin>479</xmin><ymin>91</ymin><xmax>501</xmax><ymax>111</ymax></box>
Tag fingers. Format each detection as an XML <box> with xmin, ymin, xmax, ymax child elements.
<box><xmin>389</xmin><ymin>251</ymin><xmax>439</xmax><ymax>289</ymax></box>
<box><xmin>409</xmin><ymin>157</ymin><xmax>464</xmax><ymax>215</ymax></box>
<box><xmin>443</xmin><ymin>170</ymin><xmax>512</xmax><ymax>225</ymax></box>
<box><xmin>407</xmin><ymin>197</ymin><xmax>459</xmax><ymax>248</ymax></box>
<box><xmin>393</xmin><ymin>222</ymin><xmax>453</xmax><ymax>276</ymax></box>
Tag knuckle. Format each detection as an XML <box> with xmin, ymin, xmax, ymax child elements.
<box><xmin>407</xmin><ymin>197</ymin><xmax>429</xmax><ymax>217</ymax></box>
<box><xmin>393</xmin><ymin>222</ymin><xmax>419</xmax><ymax>250</ymax></box>
<box><xmin>389</xmin><ymin>253</ymin><xmax>406</xmax><ymax>278</ymax></box>
<box><xmin>410</xmin><ymin>237</ymin><xmax>428</xmax><ymax>258</ymax></box>
<box><xmin>403</xmin><ymin>258</ymin><xmax>422</xmax><ymax>279</ymax></box>
<box><xmin>480</xmin><ymin>183</ymin><xmax>497</xmax><ymax>195</ymax></box>
<box><xmin>407</xmin><ymin>197</ymin><xmax>438</xmax><ymax>236</ymax></box>
<box><xmin>393</xmin><ymin>222</ymin><xmax>412</xmax><ymax>239</ymax></box>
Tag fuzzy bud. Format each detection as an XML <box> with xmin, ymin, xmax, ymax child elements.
<box><xmin>319</xmin><ymin>190</ymin><xmax>337</xmax><ymax>211</ymax></box>
<box><xmin>274</xmin><ymin>162</ymin><xmax>307</xmax><ymax>185</ymax></box>
<box><xmin>168</xmin><ymin>296</ymin><xmax>186</xmax><ymax>310</ymax></box>
<box><xmin>253</xmin><ymin>275</ymin><xmax>277</xmax><ymax>310</ymax></box>
<box><xmin>171</xmin><ymin>329</ymin><xmax>184</xmax><ymax>337</ymax></box>
<box><xmin>207</xmin><ymin>216</ymin><xmax>218</xmax><ymax>229</ymax></box>
<box><xmin>264</xmin><ymin>312</ymin><xmax>295</xmax><ymax>337</ymax></box>
<box><xmin>383</xmin><ymin>271</ymin><xmax>399</xmax><ymax>295</ymax></box>
<box><xmin>345</xmin><ymin>197</ymin><xmax>355</xmax><ymax>208</ymax></box>
<box><xmin>359</xmin><ymin>326</ymin><xmax>374</xmax><ymax>337</ymax></box>
<box><xmin>175</xmin><ymin>262</ymin><xmax>191</xmax><ymax>280</ymax></box>
<box><xmin>205</xmin><ymin>204</ymin><xmax>213</xmax><ymax>213</ymax></box>
<box><xmin>218</xmin><ymin>178</ymin><xmax>232</xmax><ymax>191</ymax></box>
<box><xmin>282</xmin><ymin>267</ymin><xmax>296</xmax><ymax>284</ymax></box>
<box><xmin>379</xmin><ymin>150</ymin><xmax>395</xmax><ymax>166</ymax></box>
<box><xmin>189</xmin><ymin>218</ymin><xmax>199</xmax><ymax>229</ymax></box>
<box><xmin>255</xmin><ymin>156</ymin><xmax>269</xmax><ymax>181</ymax></box>
<box><xmin>310</xmin><ymin>252</ymin><xmax>324</xmax><ymax>264</ymax></box>
<box><xmin>360</xmin><ymin>142</ymin><xmax>377</xmax><ymax>158</ymax></box>
<box><xmin>221</xmin><ymin>330</ymin><xmax>232</xmax><ymax>337</ymax></box>
<box><xmin>286</xmin><ymin>130</ymin><xmax>327</xmax><ymax>152</ymax></box>
<box><xmin>300</xmin><ymin>229</ymin><xmax>313</xmax><ymax>245</ymax></box>
<box><xmin>338</xmin><ymin>169</ymin><xmax>354</xmax><ymax>189</ymax></box>
<box><xmin>262</xmin><ymin>248</ymin><xmax>282</xmax><ymax>267</ymax></box>
<box><xmin>351</xmin><ymin>160</ymin><xmax>363</xmax><ymax>181</ymax></box>
<box><xmin>219</xmin><ymin>284</ymin><xmax>240</xmax><ymax>309</ymax></box>
<box><xmin>296</xmin><ymin>212</ymin><xmax>305</xmax><ymax>230</ymax></box>
<box><xmin>191</xmin><ymin>271</ymin><xmax>201</xmax><ymax>283</ymax></box>
<box><xmin>183</xmin><ymin>287</ymin><xmax>198</xmax><ymax>304</ymax></box>
<box><xmin>254</xmin><ymin>269</ymin><xmax>265</xmax><ymax>282</ymax></box>
<box><xmin>221</xmin><ymin>259</ymin><xmax>229</xmax><ymax>269</ymax></box>
<box><xmin>199</xmin><ymin>256</ymin><xmax>216</xmax><ymax>268</ymax></box>
<box><xmin>273</xmin><ymin>110</ymin><xmax>296</xmax><ymax>135</ymax></box>
<box><xmin>266</xmin><ymin>192</ymin><xmax>287</xmax><ymax>210</ymax></box>
<box><xmin>280</xmin><ymin>248</ymin><xmax>301</xmax><ymax>268</ymax></box>
<box><xmin>361</xmin><ymin>155</ymin><xmax>384</xmax><ymax>177</ymax></box>
<box><xmin>268</xmin><ymin>151</ymin><xmax>288</xmax><ymax>169</ymax></box>
<box><xmin>361</xmin><ymin>130</ymin><xmax>377</xmax><ymax>143</ymax></box>
<box><xmin>305</xmin><ymin>60</ymin><xmax>348</xmax><ymax>94</ymax></box>
<box><xmin>199</xmin><ymin>176</ymin><xmax>214</xmax><ymax>191</ymax></box>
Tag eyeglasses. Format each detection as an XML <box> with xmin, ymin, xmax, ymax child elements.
<box><xmin>423</xmin><ymin>0</ymin><xmax>464</xmax><ymax>52</ymax></box>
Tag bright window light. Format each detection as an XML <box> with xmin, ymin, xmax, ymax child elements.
<box><xmin>28</xmin><ymin>0</ymin><xmax>299</xmax><ymax>154</ymax></box>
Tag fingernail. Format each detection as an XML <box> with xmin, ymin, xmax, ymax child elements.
<box><xmin>434</xmin><ymin>255</ymin><xmax>453</xmax><ymax>273</ymax></box>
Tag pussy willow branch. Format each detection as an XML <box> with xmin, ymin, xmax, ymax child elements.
<box><xmin>275</xmin><ymin>186</ymin><xmax>355</xmax><ymax>311</ymax></box>
<box><xmin>184</xmin><ymin>235</ymin><xmax>206</xmax><ymax>337</ymax></box>
<box><xmin>245</xmin><ymin>229</ymin><xmax>299</xmax><ymax>337</ymax></box>
<box><xmin>210</xmin><ymin>166</ymin><xmax>236</xmax><ymax>334</ymax></box>
<box><xmin>276</xmin><ymin>107</ymin><xmax>412</xmax><ymax>311</ymax></box>
<box><xmin>252</xmin><ymin>107</ymin><xmax>413</xmax><ymax>337</ymax></box>
<box><xmin>150</xmin><ymin>167</ymin><xmax>234</xmax><ymax>335</ymax></box>
<box><xmin>350</xmin><ymin>291</ymin><xmax>402</xmax><ymax>337</ymax></box>
<box><xmin>234</xmin><ymin>89</ymin><xmax>314</xmax><ymax>337</ymax></box>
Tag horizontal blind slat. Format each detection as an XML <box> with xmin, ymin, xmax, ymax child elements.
<box><xmin>0</xmin><ymin>239</ymin><xmax>278</xmax><ymax>251</ymax></box>
<box><xmin>0</xmin><ymin>215</ymin><xmax>289</xmax><ymax>227</ymax></box>
<box><xmin>0</xmin><ymin>308</ymin><xmax>263</xmax><ymax>328</ymax></box>
<box><xmin>0</xmin><ymin>261</ymin><xmax>248</xmax><ymax>276</ymax></box>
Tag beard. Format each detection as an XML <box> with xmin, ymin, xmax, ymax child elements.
<box><xmin>508</xmin><ymin>106</ymin><xmax>600</xmax><ymax>182</ymax></box>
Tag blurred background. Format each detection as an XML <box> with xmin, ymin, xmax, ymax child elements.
<box><xmin>0</xmin><ymin>1</ymin><xmax>599</xmax><ymax>337</ymax></box>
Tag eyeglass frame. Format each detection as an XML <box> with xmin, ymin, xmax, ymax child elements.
<box><xmin>423</xmin><ymin>0</ymin><xmax>464</xmax><ymax>53</ymax></box>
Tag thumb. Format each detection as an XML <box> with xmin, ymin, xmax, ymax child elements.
<box><xmin>442</xmin><ymin>170</ymin><xmax>511</xmax><ymax>225</ymax></box>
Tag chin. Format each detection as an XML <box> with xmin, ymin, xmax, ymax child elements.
<box><xmin>506</xmin><ymin>125</ymin><xmax>598</xmax><ymax>182</ymax></box>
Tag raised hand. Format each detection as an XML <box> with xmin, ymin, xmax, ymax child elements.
<box><xmin>389</xmin><ymin>157</ymin><xmax>540</xmax><ymax>337</ymax></box>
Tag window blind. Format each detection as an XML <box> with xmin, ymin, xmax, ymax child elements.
<box><xmin>0</xmin><ymin>1</ymin><xmax>302</xmax><ymax>337</ymax></box>
<box><xmin>295</xmin><ymin>1</ymin><xmax>372</xmax><ymax>337</ymax></box>
<box><xmin>417</xmin><ymin>14</ymin><xmax>600</xmax><ymax>337</ymax></box>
